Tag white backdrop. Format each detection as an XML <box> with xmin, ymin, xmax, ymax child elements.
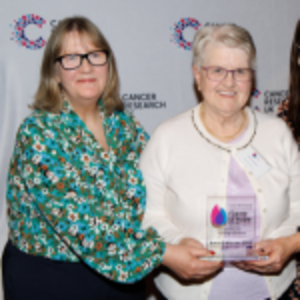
<box><xmin>1</xmin><ymin>1</ymin><xmax>300</xmax><ymax>299</ymax></box>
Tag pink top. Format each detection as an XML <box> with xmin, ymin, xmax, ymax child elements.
<box><xmin>208</xmin><ymin>138</ymin><xmax>270</xmax><ymax>300</ymax></box>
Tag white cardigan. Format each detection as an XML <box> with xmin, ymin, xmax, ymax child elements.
<box><xmin>140</xmin><ymin>104</ymin><xmax>300</xmax><ymax>300</ymax></box>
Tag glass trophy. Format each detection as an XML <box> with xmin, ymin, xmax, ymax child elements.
<box><xmin>204</xmin><ymin>196</ymin><xmax>268</xmax><ymax>261</ymax></box>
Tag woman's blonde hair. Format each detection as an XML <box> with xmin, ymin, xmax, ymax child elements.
<box><xmin>32</xmin><ymin>16</ymin><xmax>123</xmax><ymax>114</ymax></box>
<box><xmin>192</xmin><ymin>24</ymin><xmax>256</xmax><ymax>69</ymax></box>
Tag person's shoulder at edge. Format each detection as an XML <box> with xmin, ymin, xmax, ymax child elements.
<box><xmin>121</xmin><ymin>109</ymin><xmax>146</xmax><ymax>130</ymax></box>
<box><xmin>14</xmin><ymin>109</ymin><xmax>62</xmax><ymax>141</ymax></box>
<box><xmin>21</xmin><ymin>109</ymin><xmax>59</xmax><ymax>125</ymax></box>
<box><xmin>254</xmin><ymin>108</ymin><xmax>290</xmax><ymax>131</ymax></box>
<box><xmin>120</xmin><ymin>109</ymin><xmax>150</xmax><ymax>145</ymax></box>
<box><xmin>253</xmin><ymin>108</ymin><xmax>296</xmax><ymax>148</ymax></box>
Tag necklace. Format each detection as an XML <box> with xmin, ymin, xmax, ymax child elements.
<box><xmin>200</xmin><ymin>105</ymin><xmax>247</xmax><ymax>140</ymax></box>
<box><xmin>191</xmin><ymin>107</ymin><xmax>257</xmax><ymax>153</ymax></box>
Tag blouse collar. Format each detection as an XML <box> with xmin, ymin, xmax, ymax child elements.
<box><xmin>192</xmin><ymin>103</ymin><xmax>257</xmax><ymax>152</ymax></box>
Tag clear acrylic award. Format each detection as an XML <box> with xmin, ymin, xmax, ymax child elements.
<box><xmin>205</xmin><ymin>196</ymin><xmax>268</xmax><ymax>261</ymax></box>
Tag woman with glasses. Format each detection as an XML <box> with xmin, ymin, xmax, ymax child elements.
<box><xmin>140</xmin><ymin>24</ymin><xmax>300</xmax><ymax>300</ymax></box>
<box><xmin>2</xmin><ymin>16</ymin><xmax>217</xmax><ymax>300</ymax></box>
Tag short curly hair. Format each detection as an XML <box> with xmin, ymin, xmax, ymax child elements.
<box><xmin>192</xmin><ymin>24</ymin><xmax>256</xmax><ymax>69</ymax></box>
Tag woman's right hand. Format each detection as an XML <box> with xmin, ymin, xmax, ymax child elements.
<box><xmin>162</xmin><ymin>239</ymin><xmax>223</xmax><ymax>280</ymax></box>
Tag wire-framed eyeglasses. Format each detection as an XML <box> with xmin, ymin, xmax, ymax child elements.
<box><xmin>55</xmin><ymin>50</ymin><xmax>109</xmax><ymax>70</ymax></box>
<box><xmin>202</xmin><ymin>66</ymin><xmax>254</xmax><ymax>82</ymax></box>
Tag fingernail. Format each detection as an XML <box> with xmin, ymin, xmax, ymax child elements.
<box><xmin>210</xmin><ymin>250</ymin><xmax>215</xmax><ymax>255</ymax></box>
<box><xmin>220</xmin><ymin>262</ymin><xmax>225</xmax><ymax>267</ymax></box>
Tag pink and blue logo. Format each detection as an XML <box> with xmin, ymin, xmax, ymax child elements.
<box><xmin>211</xmin><ymin>205</ymin><xmax>227</xmax><ymax>227</ymax></box>
<box><xmin>252</xmin><ymin>89</ymin><xmax>261</xmax><ymax>98</ymax></box>
<box><xmin>170</xmin><ymin>18</ymin><xmax>201</xmax><ymax>50</ymax></box>
<box><xmin>10</xmin><ymin>14</ymin><xmax>46</xmax><ymax>50</ymax></box>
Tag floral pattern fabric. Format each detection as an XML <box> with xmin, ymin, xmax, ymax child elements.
<box><xmin>277</xmin><ymin>98</ymin><xmax>300</xmax><ymax>299</ymax></box>
<box><xmin>7</xmin><ymin>100</ymin><xmax>165</xmax><ymax>283</ymax></box>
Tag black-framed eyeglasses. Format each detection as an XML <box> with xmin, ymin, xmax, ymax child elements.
<box><xmin>55</xmin><ymin>50</ymin><xmax>109</xmax><ymax>70</ymax></box>
<box><xmin>202</xmin><ymin>66</ymin><xmax>254</xmax><ymax>82</ymax></box>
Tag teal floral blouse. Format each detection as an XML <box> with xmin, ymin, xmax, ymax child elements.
<box><xmin>7</xmin><ymin>100</ymin><xmax>166</xmax><ymax>283</ymax></box>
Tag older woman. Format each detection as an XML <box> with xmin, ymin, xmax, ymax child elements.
<box><xmin>141</xmin><ymin>24</ymin><xmax>300</xmax><ymax>300</ymax></box>
<box><xmin>2</xmin><ymin>16</ymin><xmax>219</xmax><ymax>300</ymax></box>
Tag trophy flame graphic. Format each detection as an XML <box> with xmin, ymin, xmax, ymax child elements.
<box><xmin>211</xmin><ymin>205</ymin><xmax>227</xmax><ymax>227</ymax></box>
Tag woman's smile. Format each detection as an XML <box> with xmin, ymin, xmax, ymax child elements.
<box><xmin>217</xmin><ymin>90</ymin><xmax>236</xmax><ymax>96</ymax></box>
<box><xmin>77</xmin><ymin>78</ymin><xmax>96</xmax><ymax>83</ymax></box>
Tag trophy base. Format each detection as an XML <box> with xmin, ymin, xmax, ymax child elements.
<box><xmin>202</xmin><ymin>255</ymin><xmax>268</xmax><ymax>261</ymax></box>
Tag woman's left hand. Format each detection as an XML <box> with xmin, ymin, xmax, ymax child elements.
<box><xmin>234</xmin><ymin>235</ymin><xmax>298</xmax><ymax>274</ymax></box>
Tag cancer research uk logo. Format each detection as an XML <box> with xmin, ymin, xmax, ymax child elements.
<box><xmin>170</xmin><ymin>19</ymin><xmax>237</xmax><ymax>51</ymax></box>
<box><xmin>252</xmin><ymin>89</ymin><xmax>288</xmax><ymax>114</ymax></box>
<box><xmin>170</xmin><ymin>18</ymin><xmax>201</xmax><ymax>50</ymax></box>
<box><xmin>10</xmin><ymin>14</ymin><xmax>47</xmax><ymax>50</ymax></box>
<box><xmin>122</xmin><ymin>93</ymin><xmax>167</xmax><ymax>112</ymax></box>
<box><xmin>263</xmin><ymin>89</ymin><xmax>288</xmax><ymax>114</ymax></box>
<box><xmin>211</xmin><ymin>205</ymin><xmax>227</xmax><ymax>227</ymax></box>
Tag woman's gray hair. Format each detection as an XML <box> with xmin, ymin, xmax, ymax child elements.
<box><xmin>192</xmin><ymin>24</ymin><xmax>256</xmax><ymax>69</ymax></box>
